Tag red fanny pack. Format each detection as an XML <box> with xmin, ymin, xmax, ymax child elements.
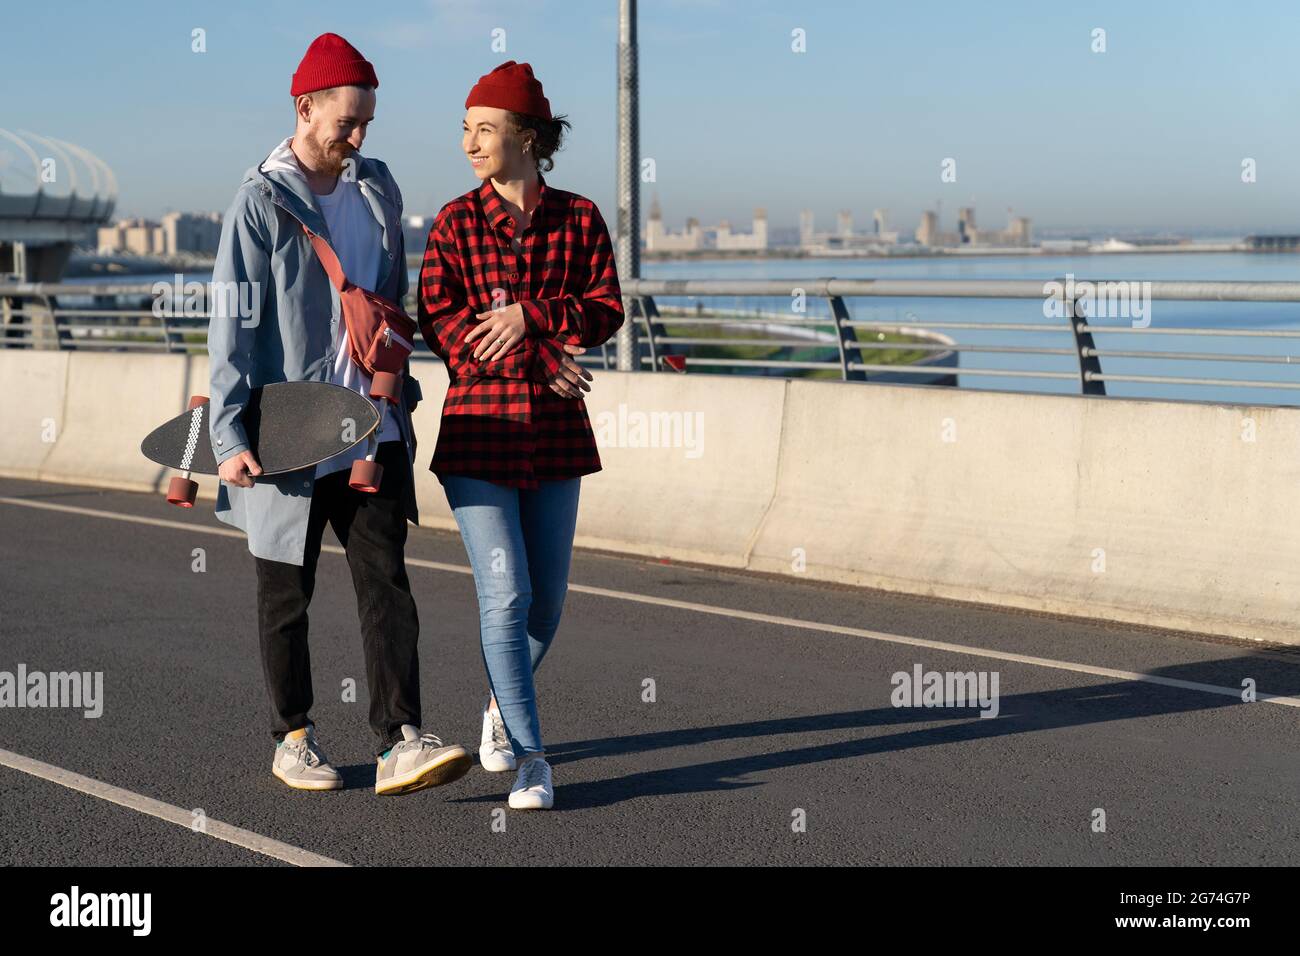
<box><xmin>304</xmin><ymin>226</ymin><xmax>418</xmax><ymax>376</ymax></box>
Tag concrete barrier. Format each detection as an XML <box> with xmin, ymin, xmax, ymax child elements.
<box><xmin>746</xmin><ymin>379</ymin><xmax>1300</xmax><ymax>644</ymax></box>
<box><xmin>0</xmin><ymin>350</ymin><xmax>69</xmax><ymax>480</ymax></box>
<box><xmin>4</xmin><ymin>350</ymin><xmax>1298</xmax><ymax>644</ymax></box>
<box><xmin>574</xmin><ymin>371</ymin><xmax>785</xmax><ymax>567</ymax></box>
<box><xmin>0</xmin><ymin>351</ymin><xmax>223</xmax><ymax>501</ymax></box>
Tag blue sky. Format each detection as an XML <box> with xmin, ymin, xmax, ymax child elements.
<box><xmin>4</xmin><ymin>0</ymin><xmax>1299</xmax><ymax>234</ymax></box>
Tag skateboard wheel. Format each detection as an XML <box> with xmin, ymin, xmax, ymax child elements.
<box><xmin>662</xmin><ymin>356</ymin><xmax>687</xmax><ymax>372</ymax></box>
<box><xmin>187</xmin><ymin>394</ymin><xmax>208</xmax><ymax>410</ymax></box>
<box><xmin>166</xmin><ymin>476</ymin><xmax>198</xmax><ymax>508</ymax></box>
<box><xmin>370</xmin><ymin>371</ymin><xmax>401</xmax><ymax>403</ymax></box>
<box><xmin>349</xmin><ymin>458</ymin><xmax>383</xmax><ymax>494</ymax></box>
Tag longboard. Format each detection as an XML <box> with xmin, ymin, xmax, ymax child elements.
<box><xmin>141</xmin><ymin>381</ymin><xmax>381</xmax><ymax>505</ymax></box>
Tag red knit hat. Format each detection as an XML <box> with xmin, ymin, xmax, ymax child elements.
<box><xmin>290</xmin><ymin>33</ymin><xmax>378</xmax><ymax>97</ymax></box>
<box><xmin>465</xmin><ymin>60</ymin><xmax>551</xmax><ymax>119</ymax></box>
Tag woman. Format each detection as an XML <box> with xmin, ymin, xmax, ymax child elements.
<box><xmin>417</xmin><ymin>60</ymin><xmax>623</xmax><ymax>810</ymax></box>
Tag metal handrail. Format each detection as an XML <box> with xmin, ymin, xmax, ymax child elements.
<box><xmin>4</xmin><ymin>277</ymin><xmax>1300</xmax><ymax>402</ymax></box>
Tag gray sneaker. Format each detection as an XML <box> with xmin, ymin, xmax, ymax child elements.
<box><xmin>375</xmin><ymin>724</ymin><xmax>472</xmax><ymax>796</ymax></box>
<box><xmin>272</xmin><ymin>726</ymin><xmax>344</xmax><ymax>791</ymax></box>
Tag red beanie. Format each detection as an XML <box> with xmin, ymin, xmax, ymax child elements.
<box><xmin>465</xmin><ymin>60</ymin><xmax>551</xmax><ymax>119</ymax></box>
<box><xmin>290</xmin><ymin>33</ymin><xmax>378</xmax><ymax>97</ymax></box>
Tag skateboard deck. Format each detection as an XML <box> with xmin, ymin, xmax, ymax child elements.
<box><xmin>141</xmin><ymin>381</ymin><xmax>381</xmax><ymax>476</ymax></box>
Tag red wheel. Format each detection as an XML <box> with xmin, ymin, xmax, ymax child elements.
<box><xmin>166</xmin><ymin>476</ymin><xmax>198</xmax><ymax>508</ymax></box>
<box><xmin>349</xmin><ymin>458</ymin><xmax>383</xmax><ymax>493</ymax></box>
<box><xmin>663</xmin><ymin>355</ymin><xmax>687</xmax><ymax>372</ymax></box>
<box><xmin>187</xmin><ymin>394</ymin><xmax>208</xmax><ymax>410</ymax></box>
<box><xmin>370</xmin><ymin>371</ymin><xmax>401</xmax><ymax>403</ymax></box>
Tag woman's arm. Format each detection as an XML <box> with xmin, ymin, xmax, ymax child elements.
<box><xmin>517</xmin><ymin>203</ymin><xmax>624</xmax><ymax>348</ymax></box>
<box><xmin>417</xmin><ymin>209</ymin><xmax>535</xmax><ymax>380</ymax></box>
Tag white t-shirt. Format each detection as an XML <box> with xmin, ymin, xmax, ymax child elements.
<box><xmin>312</xmin><ymin>179</ymin><xmax>401</xmax><ymax>478</ymax></box>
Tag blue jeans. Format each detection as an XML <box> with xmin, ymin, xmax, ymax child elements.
<box><xmin>441</xmin><ymin>475</ymin><xmax>581</xmax><ymax>757</ymax></box>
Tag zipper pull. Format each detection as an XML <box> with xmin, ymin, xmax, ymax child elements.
<box><xmin>384</xmin><ymin>327</ymin><xmax>393</xmax><ymax>348</ymax></box>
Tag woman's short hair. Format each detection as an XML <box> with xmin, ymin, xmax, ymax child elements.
<box><xmin>508</xmin><ymin>112</ymin><xmax>572</xmax><ymax>173</ymax></box>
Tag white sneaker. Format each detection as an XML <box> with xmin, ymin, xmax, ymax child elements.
<box><xmin>272</xmin><ymin>726</ymin><xmax>343</xmax><ymax>791</ymax></box>
<box><xmin>508</xmin><ymin>756</ymin><xmax>554</xmax><ymax>810</ymax></box>
<box><xmin>479</xmin><ymin>701</ymin><xmax>517</xmax><ymax>773</ymax></box>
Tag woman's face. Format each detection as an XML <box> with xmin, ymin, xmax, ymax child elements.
<box><xmin>462</xmin><ymin>106</ymin><xmax>531</xmax><ymax>181</ymax></box>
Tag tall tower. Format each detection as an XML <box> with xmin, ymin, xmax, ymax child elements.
<box><xmin>873</xmin><ymin>208</ymin><xmax>889</xmax><ymax>235</ymax></box>
<box><xmin>837</xmin><ymin>210</ymin><xmax>853</xmax><ymax>239</ymax></box>
<box><xmin>752</xmin><ymin>208</ymin><xmax>768</xmax><ymax>249</ymax></box>
<box><xmin>958</xmin><ymin>206</ymin><xmax>976</xmax><ymax>244</ymax></box>
<box><xmin>1009</xmin><ymin>216</ymin><xmax>1032</xmax><ymax>246</ymax></box>
<box><xmin>799</xmin><ymin>209</ymin><xmax>815</xmax><ymax>247</ymax></box>
<box><xmin>916</xmin><ymin>210</ymin><xmax>937</xmax><ymax>246</ymax></box>
<box><xmin>645</xmin><ymin>194</ymin><xmax>664</xmax><ymax>250</ymax></box>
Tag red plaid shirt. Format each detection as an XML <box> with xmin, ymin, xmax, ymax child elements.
<box><xmin>417</xmin><ymin>175</ymin><xmax>624</xmax><ymax>488</ymax></box>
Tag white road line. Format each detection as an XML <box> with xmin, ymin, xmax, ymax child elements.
<box><xmin>5</xmin><ymin>495</ymin><xmax>1300</xmax><ymax>712</ymax></box>
<box><xmin>0</xmin><ymin>747</ymin><xmax>348</xmax><ymax>867</ymax></box>
<box><xmin>0</xmin><ymin>496</ymin><xmax>248</xmax><ymax>539</ymax></box>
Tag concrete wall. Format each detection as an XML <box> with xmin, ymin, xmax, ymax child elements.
<box><xmin>4</xmin><ymin>350</ymin><xmax>1298</xmax><ymax>645</ymax></box>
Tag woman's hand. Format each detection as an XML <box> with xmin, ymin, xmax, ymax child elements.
<box><xmin>467</xmin><ymin>303</ymin><xmax>527</xmax><ymax>362</ymax></box>
<box><xmin>547</xmin><ymin>344</ymin><xmax>593</xmax><ymax>398</ymax></box>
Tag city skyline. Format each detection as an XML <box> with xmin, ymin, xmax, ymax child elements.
<box><xmin>3</xmin><ymin>1</ymin><xmax>1299</xmax><ymax>233</ymax></box>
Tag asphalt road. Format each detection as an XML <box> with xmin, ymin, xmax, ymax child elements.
<box><xmin>2</xmin><ymin>475</ymin><xmax>1299</xmax><ymax>866</ymax></box>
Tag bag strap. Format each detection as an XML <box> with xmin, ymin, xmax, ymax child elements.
<box><xmin>302</xmin><ymin>225</ymin><xmax>350</xmax><ymax>292</ymax></box>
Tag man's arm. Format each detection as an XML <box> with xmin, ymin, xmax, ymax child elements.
<box><xmin>390</xmin><ymin>212</ymin><xmax>423</xmax><ymax>411</ymax></box>
<box><xmin>208</xmin><ymin>189</ymin><xmax>269</xmax><ymax>467</ymax></box>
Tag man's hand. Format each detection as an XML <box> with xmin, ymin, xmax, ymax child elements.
<box><xmin>218</xmin><ymin>449</ymin><xmax>263</xmax><ymax>488</ymax></box>
<box><xmin>546</xmin><ymin>344</ymin><xmax>593</xmax><ymax>398</ymax></box>
<box><xmin>467</xmin><ymin>303</ymin><xmax>527</xmax><ymax>362</ymax></box>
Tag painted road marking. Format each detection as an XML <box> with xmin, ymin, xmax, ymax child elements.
<box><xmin>3</xmin><ymin>494</ymin><xmax>1298</xmax><ymax>710</ymax></box>
<box><xmin>0</xmin><ymin>747</ymin><xmax>347</xmax><ymax>867</ymax></box>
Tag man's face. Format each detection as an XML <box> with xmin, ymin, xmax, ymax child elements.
<box><xmin>298</xmin><ymin>85</ymin><xmax>376</xmax><ymax>176</ymax></box>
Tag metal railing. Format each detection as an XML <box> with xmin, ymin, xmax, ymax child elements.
<box><xmin>618</xmin><ymin>278</ymin><xmax>1300</xmax><ymax>401</ymax></box>
<box><xmin>5</xmin><ymin>277</ymin><xmax>1300</xmax><ymax>403</ymax></box>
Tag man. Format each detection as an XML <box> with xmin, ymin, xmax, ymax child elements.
<box><xmin>208</xmin><ymin>32</ymin><xmax>470</xmax><ymax>796</ymax></box>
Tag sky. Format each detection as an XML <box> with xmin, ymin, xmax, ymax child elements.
<box><xmin>3</xmin><ymin>0</ymin><xmax>1300</xmax><ymax>235</ymax></box>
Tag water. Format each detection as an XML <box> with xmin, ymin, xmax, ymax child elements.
<box><xmin>62</xmin><ymin>251</ymin><xmax>1300</xmax><ymax>406</ymax></box>
<box><xmin>642</xmin><ymin>252</ymin><xmax>1300</xmax><ymax>406</ymax></box>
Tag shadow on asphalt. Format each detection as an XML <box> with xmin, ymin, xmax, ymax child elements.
<box><xmin>440</xmin><ymin>657</ymin><xmax>1300</xmax><ymax>810</ymax></box>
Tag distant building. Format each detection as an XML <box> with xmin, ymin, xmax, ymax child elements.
<box><xmin>799</xmin><ymin>209</ymin><xmax>815</xmax><ymax>247</ymax></box>
<box><xmin>98</xmin><ymin>212</ymin><xmax>222</xmax><ymax>256</ymax></box>
<box><xmin>915</xmin><ymin>206</ymin><xmax>1032</xmax><ymax>249</ymax></box>
<box><xmin>645</xmin><ymin>197</ymin><xmax>703</xmax><ymax>251</ymax></box>
<box><xmin>161</xmin><ymin>211</ymin><xmax>221</xmax><ymax>255</ymax></box>
<box><xmin>800</xmin><ymin>208</ymin><xmax>898</xmax><ymax>253</ymax></box>
<box><xmin>915</xmin><ymin>210</ymin><xmax>938</xmax><ymax>246</ymax></box>
<box><xmin>98</xmin><ymin>218</ymin><xmax>165</xmax><ymax>255</ymax></box>
<box><xmin>715</xmin><ymin>208</ymin><xmax>767</xmax><ymax>250</ymax></box>
<box><xmin>1006</xmin><ymin>216</ymin><xmax>1032</xmax><ymax>246</ymax></box>
<box><xmin>957</xmin><ymin>207</ymin><xmax>976</xmax><ymax>244</ymax></box>
<box><xmin>646</xmin><ymin>196</ymin><xmax>765</xmax><ymax>251</ymax></box>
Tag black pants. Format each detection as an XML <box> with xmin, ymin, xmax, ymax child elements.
<box><xmin>254</xmin><ymin>441</ymin><xmax>421</xmax><ymax>756</ymax></box>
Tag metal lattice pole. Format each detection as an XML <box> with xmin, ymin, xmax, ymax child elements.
<box><xmin>615</xmin><ymin>0</ymin><xmax>640</xmax><ymax>371</ymax></box>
